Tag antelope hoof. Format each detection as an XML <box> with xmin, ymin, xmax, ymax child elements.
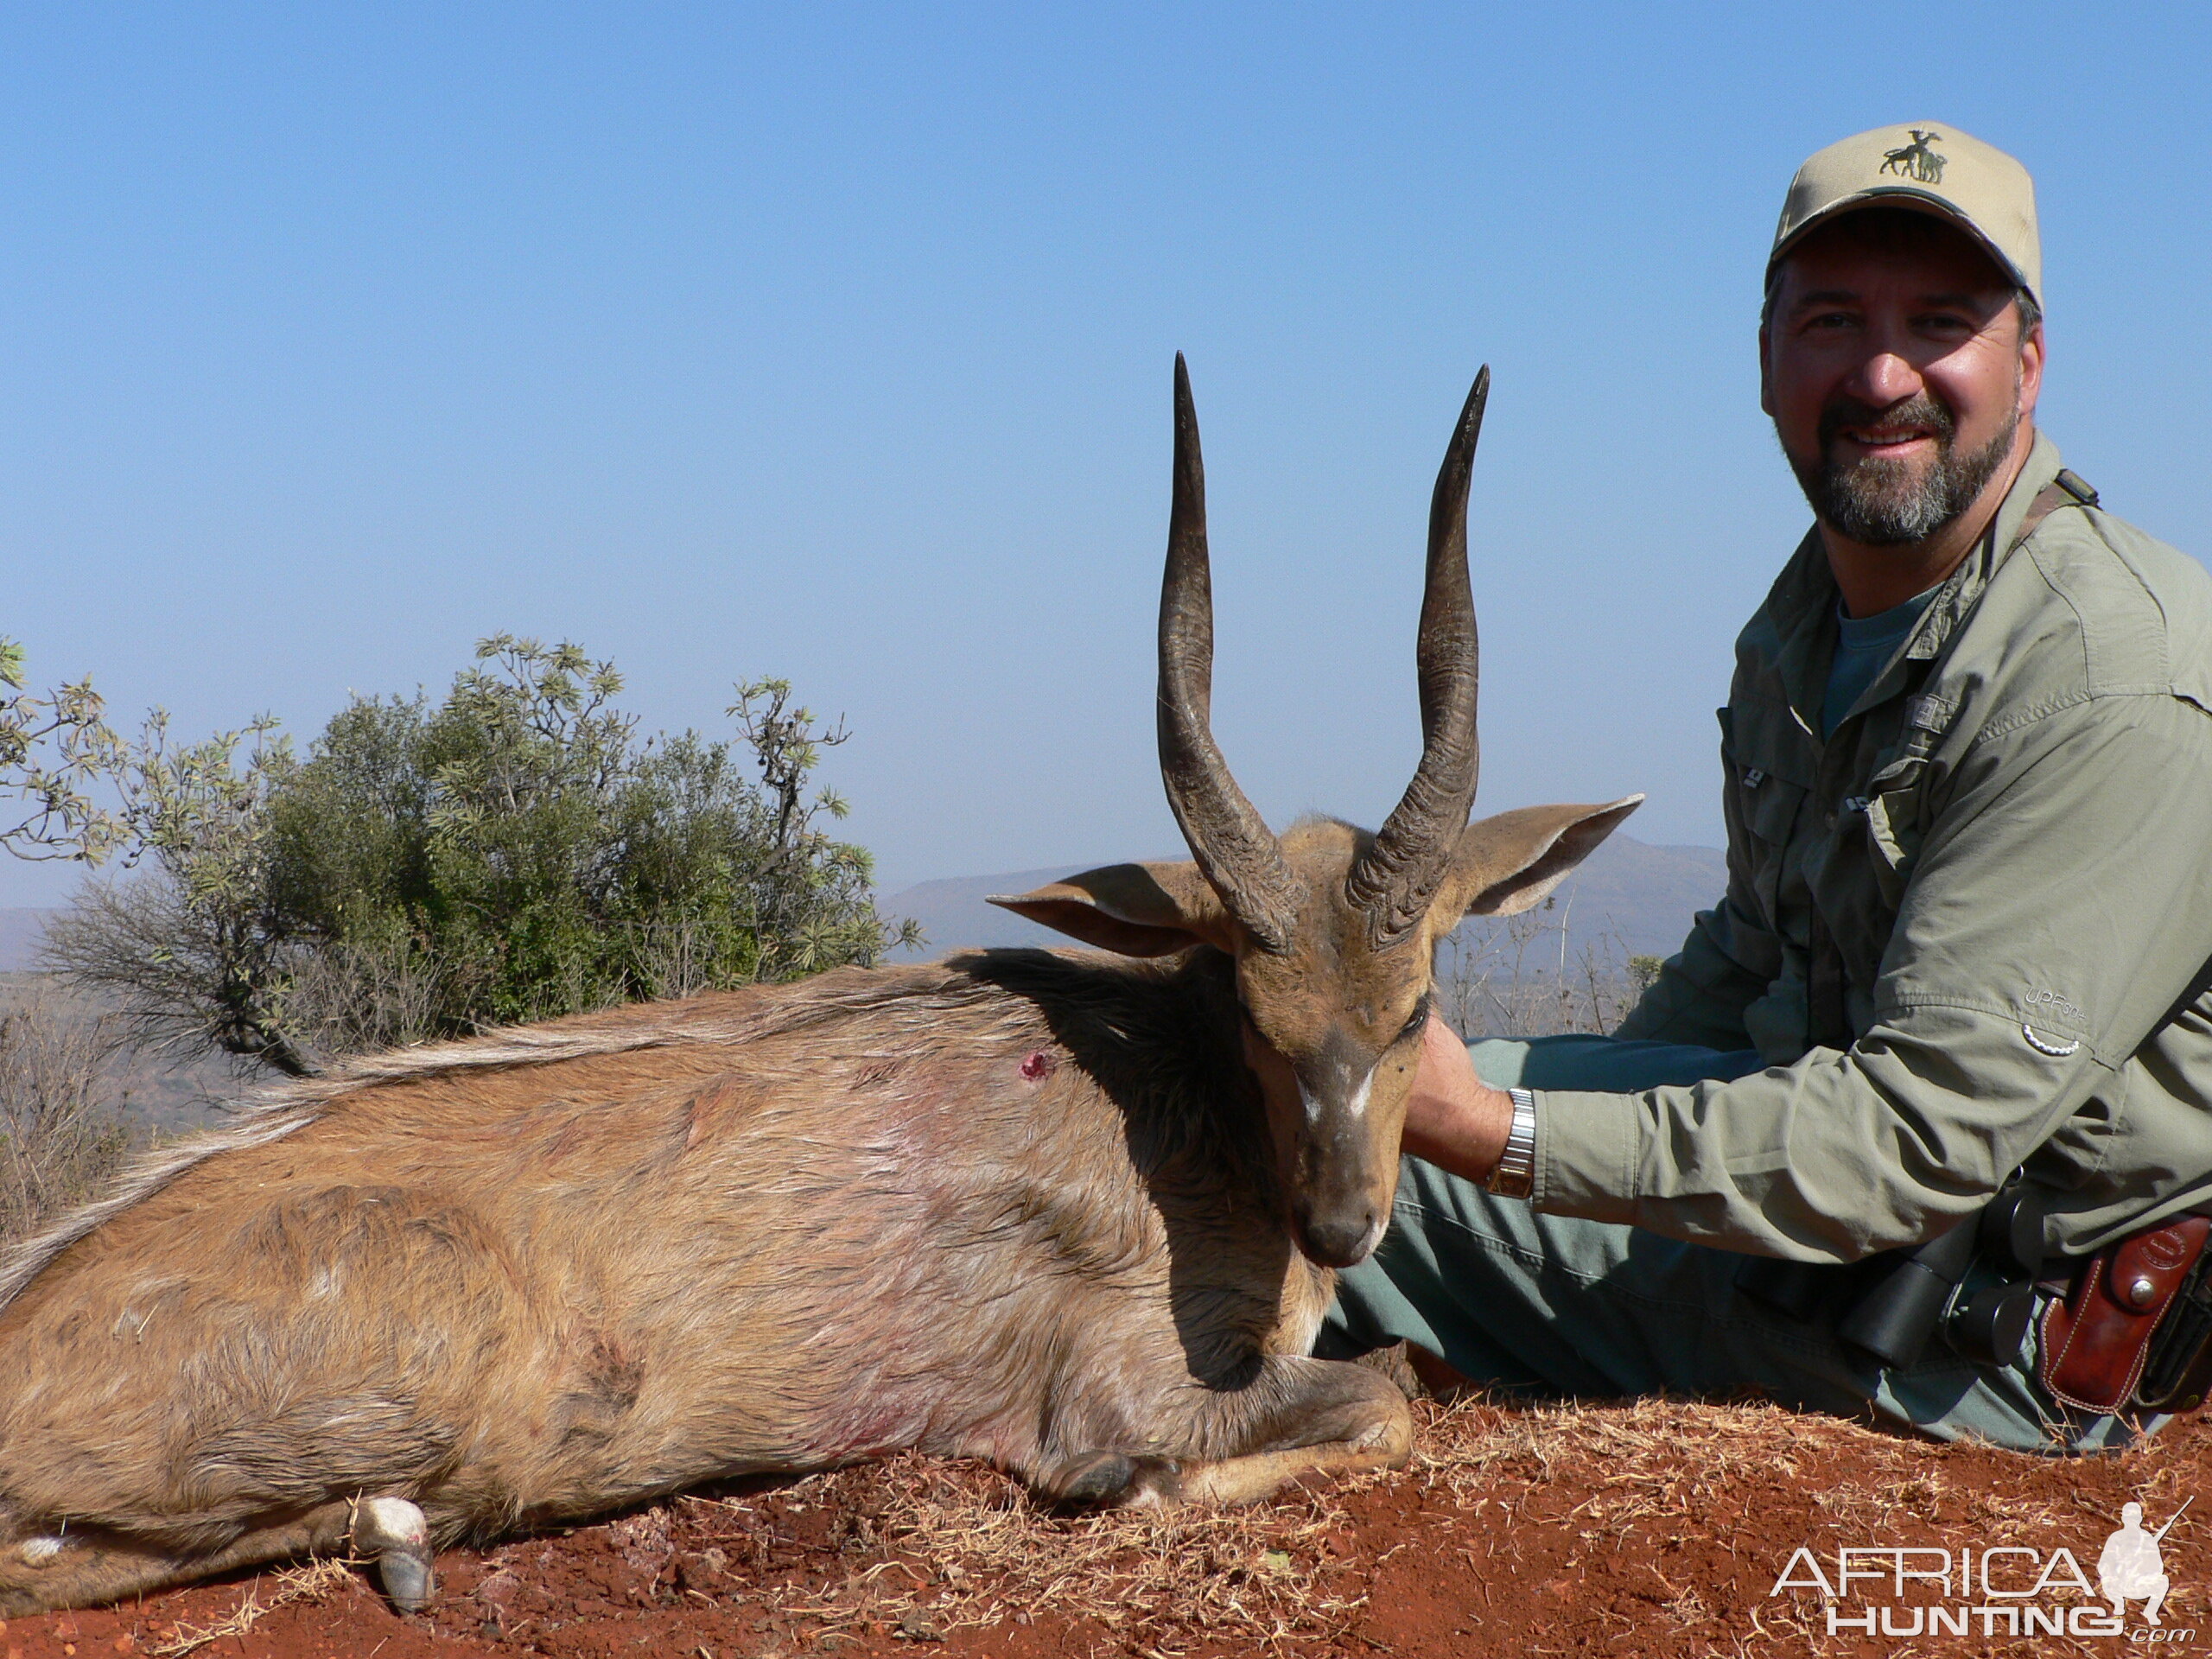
<box><xmin>378</xmin><ymin>1546</ymin><xmax>436</xmax><ymax>1614</ymax></box>
<box><xmin>353</xmin><ymin>1497</ymin><xmax>436</xmax><ymax>1612</ymax></box>
<box><xmin>1058</xmin><ymin>1452</ymin><xmax>1182</xmax><ymax>1507</ymax></box>
<box><xmin>1059</xmin><ymin>1452</ymin><xmax>1136</xmax><ymax>1503</ymax></box>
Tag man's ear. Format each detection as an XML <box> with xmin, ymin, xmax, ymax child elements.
<box><xmin>988</xmin><ymin>861</ymin><xmax>1241</xmax><ymax>957</ymax></box>
<box><xmin>2017</xmin><ymin>314</ymin><xmax>2045</xmax><ymax>423</ymax></box>
<box><xmin>1433</xmin><ymin>796</ymin><xmax>1643</xmax><ymax>922</ymax></box>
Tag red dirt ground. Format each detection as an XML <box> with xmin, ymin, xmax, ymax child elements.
<box><xmin>5</xmin><ymin>1397</ymin><xmax>2207</xmax><ymax>1659</ymax></box>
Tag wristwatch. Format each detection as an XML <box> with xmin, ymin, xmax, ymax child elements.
<box><xmin>1484</xmin><ymin>1087</ymin><xmax>1537</xmax><ymax>1199</ymax></box>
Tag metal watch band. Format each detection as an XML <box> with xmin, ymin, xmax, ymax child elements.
<box><xmin>1486</xmin><ymin>1086</ymin><xmax>1537</xmax><ymax>1199</ymax></box>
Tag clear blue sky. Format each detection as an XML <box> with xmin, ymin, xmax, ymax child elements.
<box><xmin>4</xmin><ymin>4</ymin><xmax>2206</xmax><ymax>906</ymax></box>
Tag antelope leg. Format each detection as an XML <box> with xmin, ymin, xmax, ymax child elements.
<box><xmin>1039</xmin><ymin>1355</ymin><xmax>1414</xmax><ymax>1509</ymax></box>
<box><xmin>1172</xmin><ymin>1416</ymin><xmax>1410</xmax><ymax>1503</ymax></box>
<box><xmin>1</xmin><ymin>1501</ymin><xmax>360</xmax><ymax>1616</ymax></box>
<box><xmin>1174</xmin><ymin>1357</ymin><xmax>1414</xmax><ymax>1503</ymax></box>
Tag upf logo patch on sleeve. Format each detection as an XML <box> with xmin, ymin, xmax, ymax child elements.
<box><xmin>2020</xmin><ymin>988</ymin><xmax>2086</xmax><ymax>1057</ymax></box>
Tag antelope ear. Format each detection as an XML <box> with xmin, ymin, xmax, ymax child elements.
<box><xmin>988</xmin><ymin>861</ymin><xmax>1243</xmax><ymax>957</ymax></box>
<box><xmin>1435</xmin><ymin>796</ymin><xmax>1643</xmax><ymax>920</ymax></box>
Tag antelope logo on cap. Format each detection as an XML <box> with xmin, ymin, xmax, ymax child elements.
<box><xmin>1880</xmin><ymin>129</ymin><xmax>1948</xmax><ymax>185</ymax></box>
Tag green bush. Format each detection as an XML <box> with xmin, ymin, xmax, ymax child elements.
<box><xmin>37</xmin><ymin>637</ymin><xmax>916</xmax><ymax>1075</ymax></box>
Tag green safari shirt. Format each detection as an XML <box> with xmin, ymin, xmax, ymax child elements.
<box><xmin>1535</xmin><ymin>432</ymin><xmax>2212</xmax><ymax>1263</ymax></box>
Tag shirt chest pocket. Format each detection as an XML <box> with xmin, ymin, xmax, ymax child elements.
<box><xmin>1719</xmin><ymin>705</ymin><xmax>1812</xmax><ymax>927</ymax></box>
<box><xmin>1859</xmin><ymin>696</ymin><xmax>1948</xmax><ymax>907</ymax></box>
<box><xmin>1861</xmin><ymin>753</ymin><xmax>1929</xmax><ymax>907</ymax></box>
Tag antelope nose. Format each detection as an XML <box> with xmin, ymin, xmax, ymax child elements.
<box><xmin>1301</xmin><ymin>1210</ymin><xmax>1383</xmax><ymax>1270</ymax></box>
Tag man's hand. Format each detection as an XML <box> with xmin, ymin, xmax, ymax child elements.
<box><xmin>1402</xmin><ymin>1014</ymin><xmax>1519</xmax><ymax>1184</ymax></box>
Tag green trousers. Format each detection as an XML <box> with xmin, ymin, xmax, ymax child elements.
<box><xmin>1320</xmin><ymin>1034</ymin><xmax>2154</xmax><ymax>1454</ymax></box>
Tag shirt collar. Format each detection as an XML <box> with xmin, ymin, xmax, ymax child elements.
<box><xmin>1761</xmin><ymin>429</ymin><xmax>2065</xmax><ymax>724</ymax></box>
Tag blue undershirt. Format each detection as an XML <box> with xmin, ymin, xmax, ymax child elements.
<box><xmin>1821</xmin><ymin>587</ymin><xmax>1939</xmax><ymax>739</ymax></box>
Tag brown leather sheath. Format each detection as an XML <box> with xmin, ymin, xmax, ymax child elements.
<box><xmin>2040</xmin><ymin>1216</ymin><xmax>2212</xmax><ymax>1413</ymax></box>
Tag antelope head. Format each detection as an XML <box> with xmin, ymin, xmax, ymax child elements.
<box><xmin>995</xmin><ymin>358</ymin><xmax>1639</xmax><ymax>1268</ymax></box>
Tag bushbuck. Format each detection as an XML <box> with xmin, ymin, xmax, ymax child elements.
<box><xmin>0</xmin><ymin>359</ymin><xmax>1637</xmax><ymax>1616</ymax></box>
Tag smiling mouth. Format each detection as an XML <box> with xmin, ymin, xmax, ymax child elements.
<box><xmin>1839</xmin><ymin>423</ymin><xmax>1936</xmax><ymax>450</ymax></box>
<box><xmin>1819</xmin><ymin>394</ymin><xmax>1955</xmax><ymax>461</ymax></box>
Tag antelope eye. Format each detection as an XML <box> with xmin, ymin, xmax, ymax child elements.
<box><xmin>1397</xmin><ymin>993</ymin><xmax>1433</xmax><ymax>1044</ymax></box>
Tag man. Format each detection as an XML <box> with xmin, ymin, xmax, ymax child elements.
<box><xmin>1325</xmin><ymin>124</ymin><xmax>2212</xmax><ymax>1452</ymax></box>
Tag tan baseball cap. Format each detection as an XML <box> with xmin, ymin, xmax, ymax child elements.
<box><xmin>1770</xmin><ymin>123</ymin><xmax>2041</xmax><ymax>303</ymax></box>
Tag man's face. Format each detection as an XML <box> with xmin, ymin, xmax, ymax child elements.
<box><xmin>1762</xmin><ymin>216</ymin><xmax>2044</xmax><ymax>546</ymax></box>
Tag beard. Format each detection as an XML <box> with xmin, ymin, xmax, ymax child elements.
<box><xmin>1783</xmin><ymin>391</ymin><xmax>2018</xmax><ymax>546</ymax></box>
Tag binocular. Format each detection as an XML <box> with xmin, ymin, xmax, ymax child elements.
<box><xmin>1736</xmin><ymin>1183</ymin><xmax>2047</xmax><ymax>1370</ymax></box>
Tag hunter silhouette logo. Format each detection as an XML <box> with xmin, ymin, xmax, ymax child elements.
<box><xmin>1880</xmin><ymin>130</ymin><xmax>1948</xmax><ymax>184</ymax></box>
<box><xmin>2100</xmin><ymin>1498</ymin><xmax>2189</xmax><ymax>1625</ymax></box>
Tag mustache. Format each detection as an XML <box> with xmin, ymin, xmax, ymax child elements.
<box><xmin>1816</xmin><ymin>394</ymin><xmax>1957</xmax><ymax>453</ymax></box>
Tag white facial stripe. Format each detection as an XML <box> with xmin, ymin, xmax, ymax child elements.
<box><xmin>1345</xmin><ymin>1066</ymin><xmax>1376</xmax><ymax>1119</ymax></box>
<box><xmin>1298</xmin><ymin>1065</ymin><xmax>1377</xmax><ymax>1124</ymax></box>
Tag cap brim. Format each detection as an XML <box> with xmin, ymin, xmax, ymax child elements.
<box><xmin>1768</xmin><ymin>188</ymin><xmax>2033</xmax><ymax>297</ymax></box>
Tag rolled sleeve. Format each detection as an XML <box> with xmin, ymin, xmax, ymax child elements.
<box><xmin>1534</xmin><ymin>693</ymin><xmax>2212</xmax><ymax>1262</ymax></box>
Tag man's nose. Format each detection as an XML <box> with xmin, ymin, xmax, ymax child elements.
<box><xmin>1842</xmin><ymin>351</ymin><xmax>1923</xmax><ymax>410</ymax></box>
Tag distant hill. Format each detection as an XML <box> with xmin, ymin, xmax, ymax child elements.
<box><xmin>0</xmin><ymin>909</ymin><xmax>50</xmax><ymax>972</ymax></box>
<box><xmin>0</xmin><ymin>972</ymin><xmax>238</xmax><ymax>1135</ymax></box>
<box><xmin>880</xmin><ymin>833</ymin><xmax>1726</xmax><ymax>964</ymax></box>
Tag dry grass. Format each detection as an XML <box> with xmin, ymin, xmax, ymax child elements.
<box><xmin>153</xmin><ymin>1392</ymin><xmax>2203</xmax><ymax>1656</ymax></box>
<box><xmin>662</xmin><ymin>1393</ymin><xmax>2196</xmax><ymax>1656</ymax></box>
<box><xmin>657</xmin><ymin>1396</ymin><xmax>1870</xmax><ymax>1649</ymax></box>
<box><xmin>147</xmin><ymin>1556</ymin><xmax>359</xmax><ymax>1656</ymax></box>
<box><xmin>1401</xmin><ymin>1393</ymin><xmax>2183</xmax><ymax>1659</ymax></box>
<box><xmin>736</xmin><ymin>1459</ymin><xmax>1376</xmax><ymax>1649</ymax></box>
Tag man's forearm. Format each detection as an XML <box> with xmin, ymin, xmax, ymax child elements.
<box><xmin>1402</xmin><ymin>1016</ymin><xmax>1517</xmax><ymax>1183</ymax></box>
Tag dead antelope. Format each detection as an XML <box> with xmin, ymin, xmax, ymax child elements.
<box><xmin>0</xmin><ymin>359</ymin><xmax>1637</xmax><ymax>1616</ymax></box>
